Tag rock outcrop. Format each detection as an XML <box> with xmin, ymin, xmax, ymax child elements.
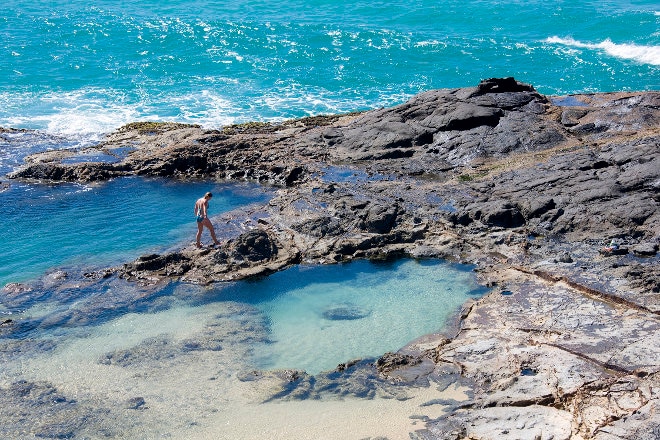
<box><xmin>4</xmin><ymin>78</ymin><xmax>659</xmax><ymax>439</ymax></box>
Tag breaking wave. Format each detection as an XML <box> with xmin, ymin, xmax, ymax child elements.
<box><xmin>546</xmin><ymin>36</ymin><xmax>660</xmax><ymax>66</ymax></box>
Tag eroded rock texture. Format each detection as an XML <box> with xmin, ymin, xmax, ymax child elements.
<box><xmin>4</xmin><ymin>78</ymin><xmax>659</xmax><ymax>439</ymax></box>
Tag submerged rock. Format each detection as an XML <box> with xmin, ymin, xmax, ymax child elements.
<box><xmin>123</xmin><ymin>397</ymin><xmax>146</xmax><ymax>410</ymax></box>
<box><xmin>321</xmin><ymin>303</ymin><xmax>371</xmax><ymax>320</ymax></box>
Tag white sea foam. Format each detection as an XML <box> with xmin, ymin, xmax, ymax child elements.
<box><xmin>44</xmin><ymin>108</ymin><xmax>141</xmax><ymax>140</ymax></box>
<box><xmin>173</xmin><ymin>89</ymin><xmax>238</xmax><ymax>128</ymax></box>
<box><xmin>0</xmin><ymin>89</ymin><xmax>146</xmax><ymax>139</ymax></box>
<box><xmin>546</xmin><ymin>36</ymin><xmax>660</xmax><ymax>66</ymax></box>
<box><xmin>0</xmin><ymin>85</ymin><xmax>379</xmax><ymax>137</ymax></box>
<box><xmin>257</xmin><ymin>89</ymin><xmax>373</xmax><ymax>121</ymax></box>
<box><xmin>414</xmin><ymin>40</ymin><xmax>447</xmax><ymax>48</ymax></box>
<box><xmin>0</xmin><ymin>88</ymin><xmax>244</xmax><ymax>137</ymax></box>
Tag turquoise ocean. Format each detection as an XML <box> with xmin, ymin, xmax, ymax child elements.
<box><xmin>1</xmin><ymin>0</ymin><xmax>658</xmax><ymax>137</ymax></box>
<box><xmin>0</xmin><ymin>1</ymin><xmax>658</xmax><ymax>438</ymax></box>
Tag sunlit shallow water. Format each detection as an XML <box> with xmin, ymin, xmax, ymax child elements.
<box><xmin>2</xmin><ymin>0</ymin><xmax>654</xmax><ymax>436</ymax></box>
<box><xmin>213</xmin><ymin>259</ymin><xmax>487</xmax><ymax>374</ymax></box>
<box><xmin>1</xmin><ymin>258</ymin><xmax>487</xmax><ymax>438</ymax></box>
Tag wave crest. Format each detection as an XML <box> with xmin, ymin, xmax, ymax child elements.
<box><xmin>546</xmin><ymin>36</ymin><xmax>660</xmax><ymax>66</ymax></box>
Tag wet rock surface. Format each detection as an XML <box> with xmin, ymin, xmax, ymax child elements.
<box><xmin>3</xmin><ymin>78</ymin><xmax>659</xmax><ymax>438</ymax></box>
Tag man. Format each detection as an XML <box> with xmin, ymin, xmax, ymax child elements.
<box><xmin>194</xmin><ymin>192</ymin><xmax>221</xmax><ymax>248</ymax></box>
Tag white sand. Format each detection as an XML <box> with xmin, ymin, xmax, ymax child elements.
<box><xmin>7</xmin><ymin>303</ymin><xmax>467</xmax><ymax>439</ymax></box>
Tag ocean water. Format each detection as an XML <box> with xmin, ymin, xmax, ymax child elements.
<box><xmin>1</xmin><ymin>1</ymin><xmax>658</xmax><ymax>437</ymax></box>
<box><xmin>1</xmin><ymin>0</ymin><xmax>658</xmax><ymax>139</ymax></box>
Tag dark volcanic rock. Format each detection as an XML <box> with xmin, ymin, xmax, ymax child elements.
<box><xmin>376</xmin><ymin>352</ymin><xmax>422</xmax><ymax>375</ymax></box>
<box><xmin>291</xmin><ymin>216</ymin><xmax>344</xmax><ymax>237</ymax></box>
<box><xmin>229</xmin><ymin>229</ymin><xmax>278</xmax><ymax>263</ymax></box>
<box><xmin>5</xmin><ymin>79</ymin><xmax>659</xmax><ymax>439</ymax></box>
<box><xmin>324</xmin><ymin>78</ymin><xmax>563</xmax><ymax>170</ymax></box>
<box><xmin>128</xmin><ymin>253</ymin><xmax>190</xmax><ymax>272</ymax></box>
<box><xmin>472</xmin><ymin>76</ymin><xmax>538</xmax><ymax>95</ymax></box>
<box><xmin>633</xmin><ymin>242</ymin><xmax>659</xmax><ymax>257</ymax></box>
<box><xmin>357</xmin><ymin>203</ymin><xmax>401</xmax><ymax>233</ymax></box>
<box><xmin>476</xmin><ymin>201</ymin><xmax>525</xmax><ymax>228</ymax></box>
<box><xmin>424</xmin><ymin>102</ymin><xmax>504</xmax><ymax>131</ymax></box>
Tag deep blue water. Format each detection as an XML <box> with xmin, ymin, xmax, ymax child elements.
<box><xmin>0</xmin><ymin>178</ymin><xmax>267</xmax><ymax>286</ymax></box>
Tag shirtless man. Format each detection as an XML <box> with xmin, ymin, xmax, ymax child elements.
<box><xmin>194</xmin><ymin>192</ymin><xmax>221</xmax><ymax>248</ymax></box>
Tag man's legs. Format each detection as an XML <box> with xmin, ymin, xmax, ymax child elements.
<box><xmin>196</xmin><ymin>221</ymin><xmax>204</xmax><ymax>247</ymax></box>
<box><xmin>202</xmin><ymin>218</ymin><xmax>221</xmax><ymax>245</ymax></box>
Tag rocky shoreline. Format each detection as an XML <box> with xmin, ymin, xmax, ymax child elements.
<box><xmin>3</xmin><ymin>78</ymin><xmax>659</xmax><ymax>439</ymax></box>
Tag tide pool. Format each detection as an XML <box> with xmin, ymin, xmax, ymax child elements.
<box><xmin>0</xmin><ymin>257</ymin><xmax>487</xmax><ymax>438</ymax></box>
<box><xmin>215</xmin><ymin>258</ymin><xmax>487</xmax><ymax>374</ymax></box>
<box><xmin>0</xmin><ymin>177</ymin><xmax>269</xmax><ymax>286</ymax></box>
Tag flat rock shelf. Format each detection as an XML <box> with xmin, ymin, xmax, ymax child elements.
<box><xmin>3</xmin><ymin>78</ymin><xmax>659</xmax><ymax>439</ymax></box>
